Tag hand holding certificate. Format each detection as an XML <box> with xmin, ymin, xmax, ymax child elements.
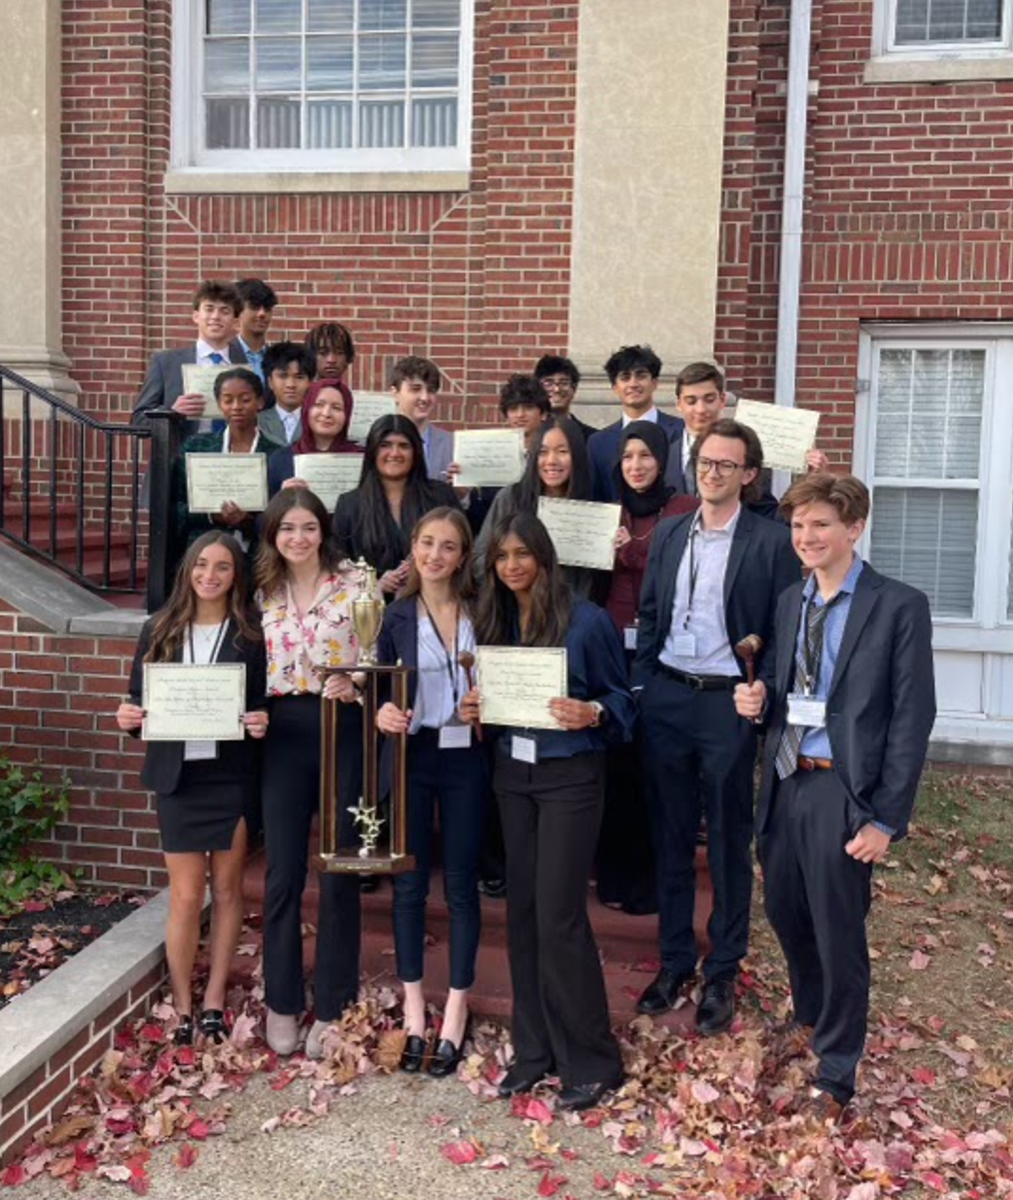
<box><xmin>537</xmin><ymin>497</ymin><xmax>621</xmax><ymax>570</ymax></box>
<box><xmin>292</xmin><ymin>453</ymin><xmax>364</xmax><ymax>508</ymax></box>
<box><xmin>142</xmin><ymin>663</ymin><xmax>246</xmax><ymax>741</ymax></box>
<box><xmin>181</xmin><ymin>363</ymin><xmax>234</xmax><ymax>415</ymax></box>
<box><xmin>348</xmin><ymin>392</ymin><xmax>397</xmax><ymax>443</ymax></box>
<box><xmin>475</xmin><ymin>646</ymin><xmax>568</xmax><ymax>729</ymax></box>
<box><xmin>452</xmin><ymin>429</ymin><xmax>526</xmax><ymax>489</ymax></box>
<box><xmin>186</xmin><ymin>453</ymin><xmax>269</xmax><ymax>514</ymax></box>
<box><xmin>735</xmin><ymin>398</ymin><xmax>820</xmax><ymax>473</ymax></box>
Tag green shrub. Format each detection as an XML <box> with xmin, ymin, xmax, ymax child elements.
<box><xmin>0</xmin><ymin>752</ymin><xmax>70</xmax><ymax>914</ymax></box>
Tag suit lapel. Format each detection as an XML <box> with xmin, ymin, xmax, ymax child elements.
<box><xmin>723</xmin><ymin>508</ymin><xmax>751</xmax><ymax>608</ymax></box>
<box><xmin>659</xmin><ymin>519</ymin><xmax>692</xmax><ymax>630</ymax></box>
<box><xmin>828</xmin><ymin>567</ymin><xmax>881</xmax><ymax>695</ymax></box>
<box><xmin>779</xmin><ymin>586</ymin><xmax>804</xmax><ymax>694</ymax></box>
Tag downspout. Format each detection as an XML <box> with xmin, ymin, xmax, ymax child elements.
<box><xmin>772</xmin><ymin>0</ymin><xmax>813</xmax><ymax>493</ymax></box>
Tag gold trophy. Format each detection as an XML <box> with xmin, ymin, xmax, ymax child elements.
<box><xmin>315</xmin><ymin>559</ymin><xmax>414</xmax><ymax>876</ymax></box>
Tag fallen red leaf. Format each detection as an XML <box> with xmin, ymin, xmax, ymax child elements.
<box><xmin>538</xmin><ymin>1170</ymin><xmax>569</xmax><ymax>1196</ymax></box>
<box><xmin>593</xmin><ymin>1173</ymin><xmax>612</xmax><ymax>1191</ymax></box>
<box><xmin>22</xmin><ymin>900</ymin><xmax>48</xmax><ymax>913</ymax></box>
<box><xmin>2</xmin><ymin>1163</ymin><xmax>27</xmax><ymax>1186</ymax></box>
<box><xmin>441</xmin><ymin>1140</ymin><xmax>480</xmax><ymax>1165</ymax></box>
<box><xmin>187</xmin><ymin>1119</ymin><xmax>211</xmax><ymax>1140</ymax></box>
<box><xmin>174</xmin><ymin>1143</ymin><xmax>199</xmax><ymax>1169</ymax></box>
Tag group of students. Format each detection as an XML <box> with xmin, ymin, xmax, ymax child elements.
<box><xmin>120</xmin><ymin>282</ymin><xmax>936</xmax><ymax>1123</ymax></box>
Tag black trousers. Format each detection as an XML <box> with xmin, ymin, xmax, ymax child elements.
<box><xmin>495</xmin><ymin>750</ymin><xmax>623</xmax><ymax>1088</ymax></box>
<box><xmin>760</xmin><ymin>769</ymin><xmax>873</xmax><ymax>1103</ymax></box>
<box><xmin>261</xmin><ymin>695</ymin><xmax>363</xmax><ymax>1022</ymax></box>
<box><xmin>639</xmin><ymin>674</ymin><xmax>757</xmax><ymax>982</ymax></box>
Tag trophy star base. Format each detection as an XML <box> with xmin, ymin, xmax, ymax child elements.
<box><xmin>312</xmin><ymin>851</ymin><xmax>417</xmax><ymax>876</ymax></box>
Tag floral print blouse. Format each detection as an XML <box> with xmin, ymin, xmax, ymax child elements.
<box><xmin>257</xmin><ymin>562</ymin><xmax>379</xmax><ymax>696</ymax></box>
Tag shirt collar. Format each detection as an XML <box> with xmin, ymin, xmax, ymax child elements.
<box><xmin>196</xmin><ymin>339</ymin><xmax>231</xmax><ymax>363</ymax></box>
<box><xmin>802</xmin><ymin>554</ymin><xmax>865</xmax><ymax>601</ymax></box>
<box><xmin>691</xmin><ymin>502</ymin><xmax>741</xmax><ymax>536</ymax></box>
<box><xmin>622</xmin><ymin>406</ymin><xmax>659</xmax><ymax>427</ymax></box>
<box><xmin>238</xmin><ymin>336</ymin><xmax>264</xmax><ymax>360</ymax></box>
<box><xmin>221</xmin><ymin>426</ymin><xmax>260</xmax><ymax>454</ymax></box>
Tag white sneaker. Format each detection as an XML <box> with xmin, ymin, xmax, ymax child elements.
<box><xmin>265</xmin><ymin>1008</ymin><xmax>299</xmax><ymax>1056</ymax></box>
<box><xmin>305</xmin><ymin>1019</ymin><xmax>331</xmax><ymax>1061</ymax></box>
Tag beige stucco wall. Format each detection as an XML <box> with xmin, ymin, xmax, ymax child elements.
<box><xmin>569</xmin><ymin>0</ymin><xmax>729</xmax><ymax>415</ymax></box>
<box><xmin>0</xmin><ymin>0</ymin><xmax>76</xmax><ymax>401</ymax></box>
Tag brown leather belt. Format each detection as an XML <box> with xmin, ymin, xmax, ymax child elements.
<box><xmin>797</xmin><ymin>755</ymin><xmax>833</xmax><ymax>771</ymax></box>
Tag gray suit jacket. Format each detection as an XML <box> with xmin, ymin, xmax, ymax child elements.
<box><xmin>131</xmin><ymin>341</ymin><xmax>248</xmax><ymax>439</ymax></box>
<box><xmin>424</xmin><ymin>424</ymin><xmax>454</xmax><ymax>480</ymax></box>
<box><xmin>258</xmin><ymin>404</ymin><xmax>300</xmax><ymax>446</ymax></box>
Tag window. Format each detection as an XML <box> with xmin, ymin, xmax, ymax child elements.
<box><xmin>894</xmin><ymin>0</ymin><xmax>1004</xmax><ymax>46</ymax></box>
<box><xmin>857</xmin><ymin>329</ymin><xmax>1013</xmax><ymax>629</ymax></box>
<box><xmin>172</xmin><ymin>0</ymin><xmax>473</xmax><ymax>176</ymax></box>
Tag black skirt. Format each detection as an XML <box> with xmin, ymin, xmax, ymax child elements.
<box><xmin>156</xmin><ymin>770</ymin><xmax>249</xmax><ymax>854</ymax></box>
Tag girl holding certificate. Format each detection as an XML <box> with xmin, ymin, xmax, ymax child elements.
<box><xmin>459</xmin><ymin>512</ymin><xmax>636</xmax><ymax>1112</ymax></box>
<box><xmin>115</xmin><ymin>531</ymin><xmax>269</xmax><ymax>1046</ymax></box>
<box><xmin>374</xmin><ymin>507</ymin><xmax>490</xmax><ymax>1077</ymax></box>
<box><xmin>474</xmin><ymin>417</ymin><xmax>599</xmax><ymax>600</ymax></box>
<box><xmin>332</xmin><ymin>414</ymin><xmax>459</xmax><ymax>598</ymax></box>
<box><xmin>255</xmin><ymin>488</ymin><xmax>378</xmax><ymax>1058</ymax></box>
<box><xmin>267</xmin><ymin>379</ymin><xmax>361</xmax><ymax>497</ymax></box>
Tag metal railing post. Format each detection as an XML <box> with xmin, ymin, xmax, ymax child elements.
<box><xmin>145</xmin><ymin>410</ymin><xmax>183</xmax><ymax>612</ymax></box>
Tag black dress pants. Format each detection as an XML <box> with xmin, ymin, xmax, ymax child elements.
<box><xmin>495</xmin><ymin>750</ymin><xmax>623</xmax><ymax>1088</ymax></box>
<box><xmin>759</xmin><ymin>768</ymin><xmax>873</xmax><ymax>1103</ymax></box>
<box><xmin>262</xmin><ymin>695</ymin><xmax>363</xmax><ymax>1022</ymax></box>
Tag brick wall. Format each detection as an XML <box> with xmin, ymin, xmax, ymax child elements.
<box><xmin>60</xmin><ymin>0</ymin><xmax>580</xmax><ymax>427</ymax></box>
<box><xmin>0</xmin><ymin>603</ymin><xmax>163</xmax><ymax>891</ymax></box>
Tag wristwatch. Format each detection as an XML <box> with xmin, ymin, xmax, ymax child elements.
<box><xmin>588</xmin><ymin>701</ymin><xmax>606</xmax><ymax>727</ymax></box>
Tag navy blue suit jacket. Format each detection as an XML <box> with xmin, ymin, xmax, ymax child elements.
<box><xmin>587</xmin><ymin>411</ymin><xmax>687</xmax><ymax>502</ymax></box>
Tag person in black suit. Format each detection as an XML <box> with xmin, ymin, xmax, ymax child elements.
<box><xmin>734</xmin><ymin>473</ymin><xmax>935</xmax><ymax>1123</ymax></box>
<box><xmin>632</xmin><ymin>418</ymin><xmax>799</xmax><ymax>1034</ymax></box>
<box><xmin>533</xmin><ymin>354</ymin><xmax>596</xmax><ymax>443</ymax></box>
<box><xmin>375</xmin><ymin>507</ymin><xmax>490</xmax><ymax>1078</ymax></box>
<box><xmin>587</xmin><ymin>345</ymin><xmax>686</xmax><ymax>502</ymax></box>
<box><xmin>116</xmin><ymin>532</ymin><xmax>269</xmax><ymax>1047</ymax></box>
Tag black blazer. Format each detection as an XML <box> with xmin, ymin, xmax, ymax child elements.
<box><xmin>377</xmin><ymin>597</ymin><xmax>426</xmax><ymax>711</ymax></box>
<box><xmin>127</xmin><ymin>616</ymin><xmax>268</xmax><ymax>795</ymax></box>
<box><xmin>756</xmin><ymin>564</ymin><xmax>936</xmax><ymax>840</ymax></box>
<box><xmin>331</xmin><ymin>481</ymin><xmax>461</xmax><ymax>579</ymax></box>
<box><xmin>632</xmin><ymin>506</ymin><xmax>800</xmax><ymax>691</ymax></box>
<box><xmin>588</xmin><ymin>411</ymin><xmax>687</xmax><ymax>502</ymax></box>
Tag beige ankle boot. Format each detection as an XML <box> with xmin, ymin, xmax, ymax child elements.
<box><xmin>265</xmin><ymin>1008</ymin><xmax>299</xmax><ymax>1055</ymax></box>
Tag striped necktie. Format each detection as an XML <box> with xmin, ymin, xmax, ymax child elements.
<box><xmin>773</xmin><ymin>593</ymin><xmax>842</xmax><ymax>780</ymax></box>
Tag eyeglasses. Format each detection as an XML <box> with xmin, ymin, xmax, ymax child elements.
<box><xmin>541</xmin><ymin>377</ymin><xmax>573</xmax><ymax>391</ymax></box>
<box><xmin>696</xmin><ymin>457</ymin><xmax>745</xmax><ymax>478</ymax></box>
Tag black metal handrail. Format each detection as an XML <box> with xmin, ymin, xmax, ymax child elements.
<box><xmin>0</xmin><ymin>364</ymin><xmax>149</xmax><ymax>597</ymax></box>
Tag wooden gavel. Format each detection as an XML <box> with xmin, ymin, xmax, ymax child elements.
<box><xmin>734</xmin><ymin>633</ymin><xmax>764</xmax><ymax>686</ymax></box>
<box><xmin>457</xmin><ymin>650</ymin><xmax>483</xmax><ymax>742</ymax></box>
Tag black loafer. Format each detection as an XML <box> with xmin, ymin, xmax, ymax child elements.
<box><xmin>173</xmin><ymin>1014</ymin><xmax>194</xmax><ymax>1047</ymax></box>
<box><xmin>557</xmin><ymin>1075</ymin><xmax>624</xmax><ymax>1113</ymax></box>
<box><xmin>198</xmin><ymin>1009</ymin><xmax>229</xmax><ymax>1044</ymax></box>
<box><xmin>427</xmin><ymin>1037</ymin><xmax>463</xmax><ymax>1078</ymax></box>
<box><xmin>400</xmin><ymin>1033</ymin><xmax>427</xmax><ymax>1073</ymax></box>
<box><xmin>696</xmin><ymin>978</ymin><xmax>735</xmax><ymax>1036</ymax></box>
<box><xmin>497</xmin><ymin>1064</ymin><xmax>549</xmax><ymax>1098</ymax></box>
<box><xmin>635</xmin><ymin>969</ymin><xmax>693</xmax><ymax>1016</ymax></box>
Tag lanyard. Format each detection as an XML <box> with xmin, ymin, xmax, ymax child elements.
<box><xmin>799</xmin><ymin>591</ymin><xmax>844</xmax><ymax>695</ymax></box>
<box><xmin>683</xmin><ymin>522</ymin><xmax>702</xmax><ymax>629</ymax></box>
<box><xmin>419</xmin><ymin>597</ymin><xmax>461</xmax><ymax>705</ymax></box>
<box><xmin>188</xmin><ymin>619</ymin><xmax>227</xmax><ymax>665</ymax></box>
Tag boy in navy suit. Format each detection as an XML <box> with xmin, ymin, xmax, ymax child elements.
<box><xmin>735</xmin><ymin>473</ymin><xmax>935</xmax><ymax>1123</ymax></box>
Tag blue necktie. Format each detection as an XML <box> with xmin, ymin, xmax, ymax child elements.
<box><xmin>209</xmin><ymin>352</ymin><xmax>226</xmax><ymax>364</ymax></box>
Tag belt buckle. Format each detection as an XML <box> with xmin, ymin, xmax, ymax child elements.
<box><xmin>688</xmin><ymin>673</ymin><xmax>704</xmax><ymax>691</ymax></box>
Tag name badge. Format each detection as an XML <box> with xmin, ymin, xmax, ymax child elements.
<box><xmin>439</xmin><ymin>723</ymin><xmax>472</xmax><ymax>750</ymax></box>
<box><xmin>511</xmin><ymin>735</ymin><xmax>539</xmax><ymax>764</ymax></box>
<box><xmin>624</xmin><ymin>626</ymin><xmax>638</xmax><ymax>652</ymax></box>
<box><xmin>184</xmin><ymin>740</ymin><xmax>219</xmax><ymax>762</ymax></box>
<box><xmin>786</xmin><ymin>694</ymin><xmax>827</xmax><ymax>728</ymax></box>
<box><xmin>670</xmin><ymin>632</ymin><xmax>697</xmax><ymax>657</ymax></box>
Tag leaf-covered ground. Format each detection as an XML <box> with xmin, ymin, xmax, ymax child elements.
<box><xmin>2</xmin><ymin>770</ymin><xmax>1011</xmax><ymax>1198</ymax></box>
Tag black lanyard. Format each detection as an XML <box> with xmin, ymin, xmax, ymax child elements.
<box><xmin>188</xmin><ymin>619</ymin><xmax>227</xmax><ymax>665</ymax></box>
<box><xmin>419</xmin><ymin>598</ymin><xmax>460</xmax><ymax>705</ymax></box>
<box><xmin>683</xmin><ymin>522</ymin><xmax>702</xmax><ymax>629</ymax></box>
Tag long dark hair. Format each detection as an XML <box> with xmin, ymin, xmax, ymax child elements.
<box><xmin>513</xmin><ymin>415</ymin><xmax>592</xmax><ymax>512</ymax></box>
<box><xmin>254</xmin><ymin>488</ymin><xmax>345</xmax><ymax>598</ymax></box>
<box><xmin>475</xmin><ymin>512</ymin><xmax>572</xmax><ymax>647</ymax></box>
<box><xmin>145</xmin><ymin>532</ymin><xmax>261</xmax><ymax>662</ymax></box>
<box><xmin>344</xmin><ymin>414</ymin><xmax>440</xmax><ymax>567</ymax></box>
<box><xmin>402</xmin><ymin>507</ymin><xmax>477</xmax><ymax>604</ymax></box>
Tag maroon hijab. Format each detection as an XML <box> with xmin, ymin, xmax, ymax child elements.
<box><xmin>292</xmin><ymin>379</ymin><xmax>357</xmax><ymax>455</ymax></box>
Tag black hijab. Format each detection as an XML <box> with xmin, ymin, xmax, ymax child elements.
<box><xmin>614</xmin><ymin>420</ymin><xmax>676</xmax><ymax>518</ymax></box>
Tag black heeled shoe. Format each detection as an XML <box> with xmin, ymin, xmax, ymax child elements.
<box><xmin>400</xmin><ymin>1032</ymin><xmax>428</xmax><ymax>1073</ymax></box>
<box><xmin>173</xmin><ymin>1014</ymin><xmax>194</xmax><ymax>1047</ymax></box>
<box><xmin>199</xmin><ymin>1009</ymin><xmax>230</xmax><ymax>1044</ymax></box>
<box><xmin>427</xmin><ymin>1017</ymin><xmax>472</xmax><ymax>1079</ymax></box>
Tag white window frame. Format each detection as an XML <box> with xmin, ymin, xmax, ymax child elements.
<box><xmin>867</xmin><ymin>0</ymin><xmax>1013</xmax><ymax>83</ymax></box>
<box><xmin>855</xmin><ymin>324</ymin><xmax>1013</xmax><ymax>655</ymax></box>
<box><xmin>169</xmin><ymin>0</ymin><xmax>474</xmax><ymax>189</ymax></box>
<box><xmin>874</xmin><ymin>0</ymin><xmax>1011</xmax><ymax>57</ymax></box>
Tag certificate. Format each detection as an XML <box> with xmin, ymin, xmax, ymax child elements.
<box><xmin>142</xmin><ymin>663</ymin><xmax>246</xmax><ymax>742</ymax></box>
<box><xmin>348</xmin><ymin>392</ymin><xmax>397</xmax><ymax>443</ymax></box>
<box><xmin>293</xmin><ymin>453</ymin><xmax>364</xmax><ymax>508</ymax></box>
<box><xmin>452</xmin><ymin>429</ymin><xmax>526</xmax><ymax>488</ymax></box>
<box><xmin>537</xmin><ymin>497</ymin><xmax>621</xmax><ymax>570</ymax></box>
<box><xmin>181</xmin><ymin>363</ymin><xmax>234</xmax><ymax>414</ymax></box>
<box><xmin>185</xmin><ymin>453</ymin><xmax>269</xmax><ymax>514</ymax></box>
<box><xmin>735</xmin><ymin>398</ymin><xmax>820</xmax><ymax>473</ymax></box>
<box><xmin>476</xmin><ymin>646</ymin><xmax>568</xmax><ymax>730</ymax></box>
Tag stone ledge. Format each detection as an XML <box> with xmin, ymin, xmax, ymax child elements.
<box><xmin>0</xmin><ymin>542</ymin><xmax>114</xmax><ymax>633</ymax></box>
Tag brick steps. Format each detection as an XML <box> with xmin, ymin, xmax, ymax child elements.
<box><xmin>1</xmin><ymin>501</ymin><xmax>146</xmax><ymax>591</ymax></box>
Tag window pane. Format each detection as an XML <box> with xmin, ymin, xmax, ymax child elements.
<box><xmin>256</xmin><ymin>39</ymin><xmax>302</xmax><ymax>90</ymax></box>
<box><xmin>411</xmin><ymin>32</ymin><xmax>458</xmax><ymax>87</ymax></box>
<box><xmin>206</xmin><ymin>97</ymin><xmax>250</xmax><ymax>147</ymax></box>
<box><xmin>308</xmin><ymin>0</ymin><xmax>355</xmax><ymax>31</ymax></box>
<box><xmin>307</xmin><ymin>36</ymin><xmax>354</xmax><ymax>90</ymax></box>
<box><xmin>308</xmin><ymin>100</ymin><xmax>354</xmax><ymax>146</ymax></box>
<box><xmin>413</xmin><ymin>0</ymin><xmax>460</xmax><ymax>28</ymax></box>
<box><xmin>870</xmin><ymin>488</ymin><xmax>978</xmax><ymax>618</ymax></box>
<box><xmin>208</xmin><ymin>0</ymin><xmax>251</xmax><ymax>35</ymax></box>
<box><xmin>205</xmin><ymin>39</ymin><xmax>251</xmax><ymax>91</ymax></box>
<box><xmin>258</xmin><ymin>98</ymin><xmax>301</xmax><ymax>146</ymax></box>
<box><xmin>895</xmin><ymin>0</ymin><xmax>1002</xmax><ymax>43</ymax></box>
<box><xmin>412</xmin><ymin>96</ymin><xmax>457</xmax><ymax>145</ymax></box>
<box><xmin>255</xmin><ymin>0</ymin><xmax>301</xmax><ymax>33</ymax></box>
<box><xmin>359</xmin><ymin>35</ymin><xmax>407</xmax><ymax>90</ymax></box>
<box><xmin>874</xmin><ymin>348</ymin><xmax>983</xmax><ymax>480</ymax></box>
<box><xmin>359</xmin><ymin>0</ymin><xmax>408</xmax><ymax>31</ymax></box>
<box><xmin>360</xmin><ymin>99</ymin><xmax>405</xmax><ymax>146</ymax></box>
